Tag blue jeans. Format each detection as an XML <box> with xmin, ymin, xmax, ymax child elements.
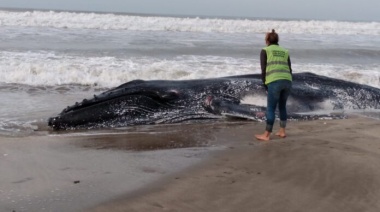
<box><xmin>265</xmin><ymin>80</ymin><xmax>292</xmax><ymax>132</ymax></box>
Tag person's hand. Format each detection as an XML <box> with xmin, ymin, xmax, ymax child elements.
<box><xmin>262</xmin><ymin>84</ymin><xmax>268</xmax><ymax>91</ymax></box>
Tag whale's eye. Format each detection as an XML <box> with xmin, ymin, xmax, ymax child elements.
<box><xmin>162</xmin><ymin>90</ymin><xmax>179</xmax><ymax>100</ymax></box>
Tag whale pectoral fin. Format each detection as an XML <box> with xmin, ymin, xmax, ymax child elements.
<box><xmin>220</xmin><ymin>103</ymin><xmax>266</xmax><ymax>121</ymax></box>
<box><xmin>204</xmin><ymin>97</ymin><xmax>266</xmax><ymax>121</ymax></box>
<box><xmin>222</xmin><ymin>112</ymin><xmax>264</xmax><ymax>121</ymax></box>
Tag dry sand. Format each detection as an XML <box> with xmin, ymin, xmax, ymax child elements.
<box><xmin>1</xmin><ymin>116</ymin><xmax>380</xmax><ymax>212</ymax></box>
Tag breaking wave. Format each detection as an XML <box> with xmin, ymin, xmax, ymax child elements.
<box><xmin>0</xmin><ymin>10</ymin><xmax>379</xmax><ymax>35</ymax></box>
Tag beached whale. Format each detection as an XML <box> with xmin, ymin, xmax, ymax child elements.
<box><xmin>48</xmin><ymin>72</ymin><xmax>380</xmax><ymax>130</ymax></box>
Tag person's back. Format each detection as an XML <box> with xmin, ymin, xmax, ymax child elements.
<box><xmin>255</xmin><ymin>29</ymin><xmax>293</xmax><ymax>141</ymax></box>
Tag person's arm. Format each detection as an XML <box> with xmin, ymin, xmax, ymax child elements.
<box><xmin>260</xmin><ymin>49</ymin><xmax>268</xmax><ymax>90</ymax></box>
<box><xmin>288</xmin><ymin>56</ymin><xmax>292</xmax><ymax>75</ymax></box>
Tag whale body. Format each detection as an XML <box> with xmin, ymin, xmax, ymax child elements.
<box><xmin>48</xmin><ymin>72</ymin><xmax>380</xmax><ymax>130</ymax></box>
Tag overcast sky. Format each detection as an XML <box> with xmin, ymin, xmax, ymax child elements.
<box><xmin>0</xmin><ymin>0</ymin><xmax>379</xmax><ymax>21</ymax></box>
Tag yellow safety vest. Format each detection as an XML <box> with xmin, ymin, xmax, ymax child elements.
<box><xmin>264</xmin><ymin>45</ymin><xmax>292</xmax><ymax>84</ymax></box>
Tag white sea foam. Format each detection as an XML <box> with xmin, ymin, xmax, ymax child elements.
<box><xmin>0</xmin><ymin>119</ymin><xmax>38</xmax><ymax>136</ymax></box>
<box><xmin>0</xmin><ymin>51</ymin><xmax>258</xmax><ymax>87</ymax></box>
<box><xmin>0</xmin><ymin>51</ymin><xmax>379</xmax><ymax>88</ymax></box>
<box><xmin>0</xmin><ymin>10</ymin><xmax>379</xmax><ymax>35</ymax></box>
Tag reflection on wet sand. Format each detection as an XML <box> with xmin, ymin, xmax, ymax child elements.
<box><xmin>66</xmin><ymin>121</ymin><xmax>252</xmax><ymax>151</ymax></box>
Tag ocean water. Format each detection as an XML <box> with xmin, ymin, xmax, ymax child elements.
<box><xmin>0</xmin><ymin>9</ymin><xmax>380</xmax><ymax>136</ymax></box>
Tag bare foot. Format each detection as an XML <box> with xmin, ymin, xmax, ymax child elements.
<box><xmin>255</xmin><ymin>134</ymin><xmax>270</xmax><ymax>141</ymax></box>
<box><xmin>275</xmin><ymin>132</ymin><xmax>286</xmax><ymax>138</ymax></box>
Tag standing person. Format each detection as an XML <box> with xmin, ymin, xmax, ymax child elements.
<box><xmin>255</xmin><ymin>29</ymin><xmax>293</xmax><ymax>141</ymax></box>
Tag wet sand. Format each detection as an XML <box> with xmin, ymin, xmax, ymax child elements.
<box><xmin>1</xmin><ymin>117</ymin><xmax>380</xmax><ymax>211</ymax></box>
<box><xmin>90</xmin><ymin>117</ymin><xmax>380</xmax><ymax>212</ymax></box>
<box><xmin>0</xmin><ymin>121</ymin><xmax>244</xmax><ymax>211</ymax></box>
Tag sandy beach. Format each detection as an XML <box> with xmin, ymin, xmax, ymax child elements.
<box><xmin>90</xmin><ymin>116</ymin><xmax>380</xmax><ymax>212</ymax></box>
<box><xmin>1</xmin><ymin>116</ymin><xmax>380</xmax><ymax>211</ymax></box>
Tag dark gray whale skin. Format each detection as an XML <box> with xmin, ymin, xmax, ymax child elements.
<box><xmin>48</xmin><ymin>72</ymin><xmax>380</xmax><ymax>130</ymax></box>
